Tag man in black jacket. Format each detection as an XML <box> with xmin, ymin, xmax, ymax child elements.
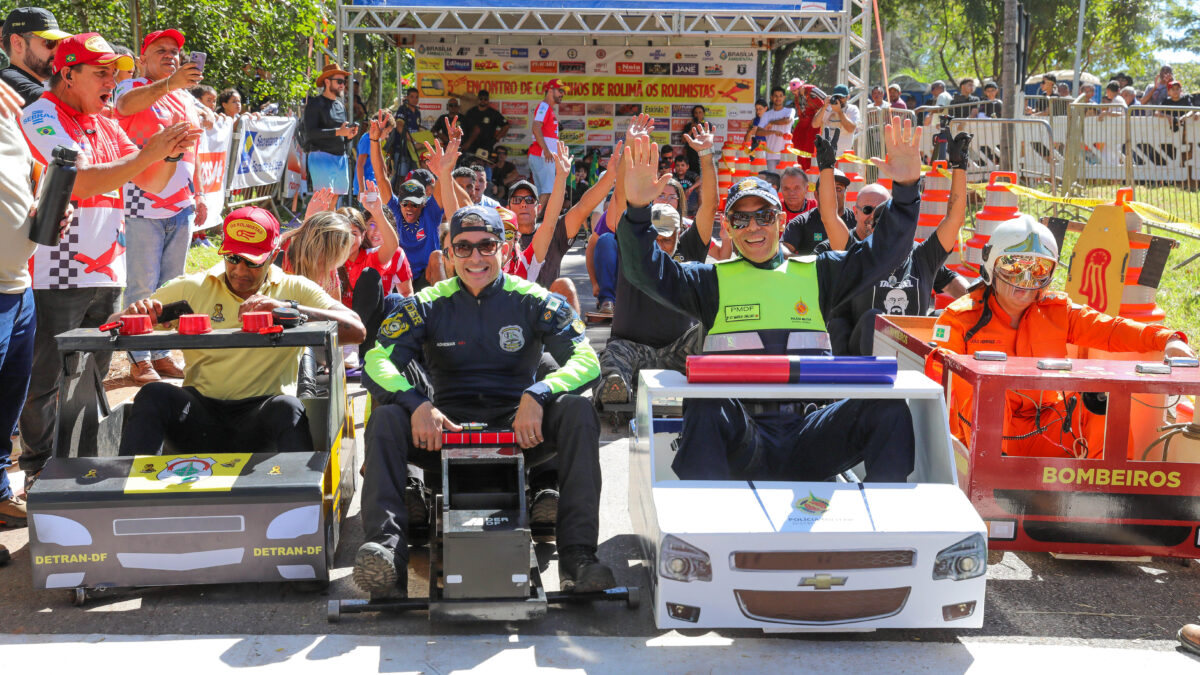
<box><xmin>0</xmin><ymin>7</ymin><xmax>70</xmax><ymax>106</ymax></box>
<box><xmin>356</xmin><ymin>205</ymin><xmax>612</xmax><ymax>599</ymax></box>
<box><xmin>302</xmin><ymin>63</ymin><xmax>358</xmax><ymax>197</ymax></box>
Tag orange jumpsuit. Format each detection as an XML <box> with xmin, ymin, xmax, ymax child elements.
<box><xmin>930</xmin><ymin>287</ymin><xmax>1177</xmax><ymax>458</ymax></box>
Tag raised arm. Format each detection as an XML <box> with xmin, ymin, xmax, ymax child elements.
<box><xmin>563</xmin><ymin>145</ymin><xmax>618</xmax><ymax>239</ymax></box>
<box><xmin>934</xmin><ymin>132</ymin><xmax>972</xmax><ymax>252</ymax></box>
<box><xmin>682</xmin><ymin>122</ymin><xmax>716</xmax><ymax>245</ymax></box>
<box><xmin>814</xmin><ymin>135</ymin><xmax>851</xmax><ymax>251</ymax></box>
<box><xmin>605</xmin><ymin>114</ymin><xmax>652</xmax><ymax>233</ymax></box>
<box><xmin>115</xmin><ymin>64</ymin><xmax>202</xmax><ymax>117</ymax></box>
<box><xmin>532</xmin><ymin>142</ymin><xmax>572</xmax><ymax>259</ymax></box>
<box><xmin>369</xmin><ymin>110</ymin><xmax>396</xmax><ymax>204</ymax></box>
<box><xmin>362</xmin><ymin>179</ymin><xmax>399</xmax><ymax>265</ymax></box>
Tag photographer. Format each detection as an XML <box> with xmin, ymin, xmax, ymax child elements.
<box><xmin>113</xmin><ymin>28</ymin><xmax>205</xmax><ymax>384</ymax></box>
<box><xmin>813</xmin><ymin>84</ymin><xmax>859</xmax><ymax>157</ymax></box>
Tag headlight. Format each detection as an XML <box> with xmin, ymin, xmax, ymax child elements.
<box><xmin>932</xmin><ymin>533</ymin><xmax>986</xmax><ymax>581</ymax></box>
<box><xmin>659</xmin><ymin>535</ymin><xmax>712</xmax><ymax>582</ymax></box>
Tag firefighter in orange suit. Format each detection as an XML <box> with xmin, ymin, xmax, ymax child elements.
<box><xmin>929</xmin><ymin>215</ymin><xmax>1193</xmax><ymax>458</ymax></box>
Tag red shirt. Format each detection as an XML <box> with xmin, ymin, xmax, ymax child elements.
<box><xmin>527</xmin><ymin>101</ymin><xmax>558</xmax><ymax>157</ymax></box>
<box><xmin>342</xmin><ymin>247</ymin><xmax>412</xmax><ymax>306</ymax></box>
<box><xmin>792</xmin><ymin>102</ymin><xmax>822</xmax><ymax>171</ymax></box>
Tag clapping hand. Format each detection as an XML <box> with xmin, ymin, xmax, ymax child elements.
<box><xmin>305</xmin><ymin>187</ymin><xmax>338</xmax><ymax>220</ymax></box>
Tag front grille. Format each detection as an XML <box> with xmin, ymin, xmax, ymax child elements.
<box><xmin>734</xmin><ymin>587</ymin><xmax>911</xmax><ymax>625</ymax></box>
<box><xmin>731</xmin><ymin>550</ymin><xmax>915</xmax><ymax>571</ymax></box>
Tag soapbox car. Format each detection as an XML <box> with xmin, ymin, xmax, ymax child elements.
<box><xmin>26</xmin><ymin>318</ymin><xmax>355</xmax><ymax>605</ymax></box>
<box><xmin>630</xmin><ymin>355</ymin><xmax>988</xmax><ymax>631</ymax></box>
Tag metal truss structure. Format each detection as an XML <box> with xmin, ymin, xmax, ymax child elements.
<box><xmin>335</xmin><ymin>1</ymin><xmax>872</xmax><ymax>141</ymax></box>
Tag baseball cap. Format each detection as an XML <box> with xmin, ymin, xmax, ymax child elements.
<box><xmin>449</xmin><ymin>205</ymin><xmax>505</xmax><ymax>241</ymax></box>
<box><xmin>651</xmin><ymin>204</ymin><xmax>680</xmax><ymax>237</ymax></box>
<box><xmin>832</xmin><ymin>84</ymin><xmax>850</xmax><ymax>98</ymax></box>
<box><xmin>397</xmin><ymin>180</ymin><xmax>427</xmax><ymax>206</ymax></box>
<box><xmin>508</xmin><ymin>179</ymin><xmax>537</xmax><ymax>199</ymax></box>
<box><xmin>817</xmin><ymin>168</ymin><xmax>851</xmax><ymax>188</ymax></box>
<box><xmin>3</xmin><ymin>7</ymin><xmax>71</xmax><ymax>41</ymax></box>
<box><xmin>725</xmin><ymin>177</ymin><xmax>781</xmax><ymax>213</ymax></box>
<box><xmin>219</xmin><ymin>207</ymin><xmax>281</xmax><ymax>265</ymax></box>
<box><xmin>53</xmin><ymin>33</ymin><xmax>134</xmax><ymax>74</ymax></box>
<box><xmin>544</xmin><ymin>78</ymin><xmax>565</xmax><ymax>93</ymax></box>
<box><xmin>140</xmin><ymin>28</ymin><xmax>184</xmax><ymax>55</ymax></box>
<box><xmin>407</xmin><ymin>168</ymin><xmax>435</xmax><ymax>188</ymax></box>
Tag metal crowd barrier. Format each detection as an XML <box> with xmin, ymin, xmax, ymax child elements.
<box><xmin>1061</xmin><ymin>102</ymin><xmax>1200</xmax><ymax>226</ymax></box>
<box><xmin>220</xmin><ymin>115</ymin><xmax>293</xmax><ymax>225</ymax></box>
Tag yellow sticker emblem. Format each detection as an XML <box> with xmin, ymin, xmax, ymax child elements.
<box><xmin>572</xmin><ymin>319</ymin><xmax>585</xmax><ymax>334</ymax></box>
<box><xmin>124</xmin><ymin>453</ymin><xmax>251</xmax><ymax>494</ymax></box>
<box><xmin>737</xmin><ymin>178</ymin><xmax>759</xmax><ymax>191</ymax></box>
<box><xmin>83</xmin><ymin>35</ymin><xmax>110</xmax><ymax>53</ymax></box>
<box><xmin>225</xmin><ymin>218</ymin><xmax>268</xmax><ymax>244</ymax></box>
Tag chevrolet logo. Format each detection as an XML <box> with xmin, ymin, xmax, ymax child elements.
<box><xmin>799</xmin><ymin>574</ymin><xmax>847</xmax><ymax>590</ymax></box>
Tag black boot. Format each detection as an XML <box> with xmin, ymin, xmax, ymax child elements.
<box><xmin>558</xmin><ymin>545</ymin><xmax>616</xmax><ymax>593</ymax></box>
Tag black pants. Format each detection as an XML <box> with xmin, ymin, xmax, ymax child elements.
<box><xmin>361</xmin><ymin>395</ymin><xmax>601</xmax><ymax>563</ymax></box>
<box><xmin>351</xmin><ymin>267</ymin><xmax>385</xmax><ymax>359</ymax></box>
<box><xmin>20</xmin><ymin>287</ymin><xmax>122</xmax><ymax>473</ymax></box>
<box><xmin>118</xmin><ymin>383</ymin><xmax>315</xmax><ymax>455</ymax></box>
<box><xmin>674</xmin><ymin>398</ymin><xmax>915</xmax><ymax>483</ymax></box>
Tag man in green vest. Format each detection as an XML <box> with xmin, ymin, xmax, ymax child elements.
<box><xmin>616</xmin><ymin>118</ymin><xmax>923</xmax><ymax>481</ymax></box>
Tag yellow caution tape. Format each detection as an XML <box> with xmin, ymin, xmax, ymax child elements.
<box><xmin>785</xmin><ymin>147</ymin><xmax>812</xmax><ymax>158</ymax></box>
<box><xmin>963</xmin><ymin>181</ymin><xmax>1200</xmax><ymax>231</ymax></box>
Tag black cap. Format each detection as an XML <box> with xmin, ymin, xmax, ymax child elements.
<box><xmin>449</xmin><ymin>205</ymin><xmax>505</xmax><ymax>241</ymax></box>
<box><xmin>508</xmin><ymin>179</ymin><xmax>537</xmax><ymax>199</ymax></box>
<box><xmin>396</xmin><ymin>179</ymin><xmax>427</xmax><ymax>206</ymax></box>
<box><xmin>725</xmin><ymin>177</ymin><xmax>781</xmax><ymax>213</ymax></box>
<box><xmin>3</xmin><ymin>7</ymin><xmax>71</xmax><ymax>40</ymax></box>
<box><xmin>407</xmin><ymin>168</ymin><xmax>436</xmax><ymax>188</ymax></box>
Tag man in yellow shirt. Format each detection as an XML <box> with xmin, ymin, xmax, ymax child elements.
<box><xmin>114</xmin><ymin>207</ymin><xmax>365</xmax><ymax>455</ymax></box>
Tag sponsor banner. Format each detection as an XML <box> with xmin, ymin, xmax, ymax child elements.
<box><xmin>230</xmin><ymin>116</ymin><xmax>296</xmax><ymax>190</ymax></box>
<box><xmin>560</xmin><ymin>130</ymin><xmax>586</xmax><ymax>146</ymax></box>
<box><xmin>502</xmin><ymin>60</ymin><xmax>528</xmax><ymax>73</ymax></box>
<box><xmin>615</xmin><ymin>103</ymin><xmax>641</xmax><ymax>116</ymax></box>
<box><xmin>586</xmin><ymin>132</ymin><xmax>614</xmax><ymax>144</ymax></box>
<box><xmin>474</xmin><ymin>59</ymin><xmax>501</xmax><ymax>72</ymax></box>
<box><xmin>650</xmin><ymin>131</ymin><xmax>671</xmax><ymax>146</ymax></box>
<box><xmin>586</xmin><ymin>102</ymin><xmax>615</xmax><ymax>116</ymax></box>
<box><xmin>531</xmin><ymin>60</ymin><xmax>557</xmax><ymax>73</ymax></box>
<box><xmin>422</xmin><ymin>73</ymin><xmax>758</xmax><ymax>104</ymax></box>
<box><xmin>501</xmin><ymin>102</ymin><xmax>529</xmax><ymax>116</ymax></box>
<box><xmin>560</xmin><ymin>118</ymin><xmax>586</xmax><ymax>131</ymax></box>
<box><xmin>644</xmin><ymin>63</ymin><xmax>670</xmax><ymax>76</ymax></box>
<box><xmin>444</xmin><ymin>58</ymin><xmax>472</xmax><ymax>72</ymax></box>
<box><xmin>587</xmin><ymin>117</ymin><xmax>613</xmax><ymax>130</ymax></box>
<box><xmin>417</xmin><ymin>57</ymin><xmax>443</xmax><ymax>71</ymax></box>
<box><xmin>642</xmin><ymin>103</ymin><xmax>671</xmax><ymax>116</ymax></box>
<box><xmin>197</xmin><ymin>116</ymin><xmax>234</xmax><ymax>230</ymax></box>
<box><xmin>559</xmin><ymin>102</ymin><xmax>586</xmax><ymax>117</ymax></box>
<box><xmin>615</xmin><ymin>62</ymin><xmax>642</xmax><ymax>75</ymax></box>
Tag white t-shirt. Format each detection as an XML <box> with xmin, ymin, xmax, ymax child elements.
<box><xmin>821</xmin><ymin>103</ymin><xmax>861</xmax><ymax>155</ymax></box>
<box><xmin>758</xmin><ymin>106</ymin><xmax>796</xmax><ymax>154</ymax></box>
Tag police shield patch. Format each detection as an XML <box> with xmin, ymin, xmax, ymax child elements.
<box><xmin>499</xmin><ymin>325</ymin><xmax>525</xmax><ymax>352</ymax></box>
<box><xmin>381</xmin><ymin>316</ymin><xmax>410</xmax><ymax>338</ymax></box>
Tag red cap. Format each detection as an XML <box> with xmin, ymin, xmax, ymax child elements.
<box><xmin>544</xmin><ymin>78</ymin><xmax>565</xmax><ymax>93</ymax></box>
<box><xmin>141</xmin><ymin>28</ymin><xmax>185</xmax><ymax>55</ymax></box>
<box><xmin>218</xmin><ymin>207</ymin><xmax>280</xmax><ymax>265</ymax></box>
<box><xmin>53</xmin><ymin>33</ymin><xmax>134</xmax><ymax>74</ymax></box>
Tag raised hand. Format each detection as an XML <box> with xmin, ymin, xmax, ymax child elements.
<box><xmin>553</xmin><ymin>140</ymin><xmax>574</xmax><ymax>178</ymax></box>
<box><xmin>422</xmin><ymin>138</ymin><xmax>458</xmax><ymax>177</ymax></box>
<box><xmin>869</xmin><ymin>115</ymin><xmax>923</xmax><ymax>185</ymax></box>
<box><xmin>947</xmin><ymin>131</ymin><xmax>974</xmax><ymax>170</ymax></box>
<box><xmin>625</xmin><ymin>112</ymin><xmax>654</xmax><ymax>145</ymax></box>
<box><xmin>448</xmin><ymin>115</ymin><xmax>464</xmax><ymax>146</ymax></box>
<box><xmin>814</xmin><ymin>135</ymin><xmax>838</xmax><ymax>170</ymax></box>
<box><xmin>622</xmin><ymin>136</ymin><xmax>671</xmax><ymax>209</ymax></box>
<box><xmin>305</xmin><ymin>187</ymin><xmax>338</xmax><ymax>220</ymax></box>
<box><xmin>683</xmin><ymin>122</ymin><xmax>714</xmax><ymax>152</ymax></box>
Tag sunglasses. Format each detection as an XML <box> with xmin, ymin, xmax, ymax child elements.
<box><xmin>858</xmin><ymin>204</ymin><xmax>877</xmax><ymax>215</ymax></box>
<box><xmin>328</xmin><ymin>78</ymin><xmax>346</xmax><ymax>84</ymax></box>
<box><xmin>509</xmin><ymin>195</ymin><xmax>538</xmax><ymax>205</ymax></box>
<box><xmin>451</xmin><ymin>239</ymin><xmax>502</xmax><ymax>258</ymax></box>
<box><xmin>224</xmin><ymin>254</ymin><xmax>268</xmax><ymax>268</ymax></box>
<box><xmin>995</xmin><ymin>255</ymin><xmax>1055</xmax><ymax>278</ymax></box>
<box><xmin>727</xmin><ymin>209</ymin><xmax>779</xmax><ymax>230</ymax></box>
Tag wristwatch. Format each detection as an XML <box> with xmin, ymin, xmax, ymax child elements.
<box><xmin>287</xmin><ymin>300</ymin><xmax>299</xmax><ymax>311</ymax></box>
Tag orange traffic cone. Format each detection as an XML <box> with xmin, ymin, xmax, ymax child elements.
<box><xmin>961</xmin><ymin>171</ymin><xmax>1020</xmax><ymax>278</ymax></box>
<box><xmin>916</xmin><ymin>161</ymin><xmax>951</xmax><ymax>242</ymax></box>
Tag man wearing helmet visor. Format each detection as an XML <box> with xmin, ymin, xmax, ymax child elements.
<box><xmin>931</xmin><ymin>215</ymin><xmax>1194</xmax><ymax>458</ymax></box>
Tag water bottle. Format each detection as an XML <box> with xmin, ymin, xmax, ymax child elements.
<box><xmin>27</xmin><ymin>145</ymin><xmax>79</xmax><ymax>246</ymax></box>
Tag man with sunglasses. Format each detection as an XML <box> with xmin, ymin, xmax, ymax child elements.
<box><xmin>461</xmin><ymin>89</ymin><xmax>509</xmax><ymax>159</ymax></box>
<box><xmin>0</xmin><ymin>7</ymin><xmax>70</xmax><ymax>105</ymax></box>
<box><xmin>780</xmin><ymin>166</ymin><xmax>853</xmax><ymax>255</ymax></box>
<box><xmin>113</xmin><ymin>207</ymin><xmax>365</xmax><ymax>456</ymax></box>
<box><xmin>618</xmin><ymin>117</ymin><xmax>925</xmax><ymax>483</ymax></box>
<box><xmin>302</xmin><ymin>62</ymin><xmax>358</xmax><ymax>196</ymax></box>
<box><xmin>931</xmin><ymin>215</ymin><xmax>1194</xmax><ymax>459</ymax></box>
<box><xmin>357</xmin><ymin>205</ymin><xmax>610</xmax><ymax>599</ymax></box>
<box><xmin>811</xmin><ymin>132</ymin><xmax>972</xmax><ymax>355</ymax></box>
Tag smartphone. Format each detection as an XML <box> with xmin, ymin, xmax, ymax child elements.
<box><xmin>186</xmin><ymin>51</ymin><xmax>207</xmax><ymax>72</ymax></box>
<box><xmin>158</xmin><ymin>300</ymin><xmax>195</xmax><ymax>325</ymax></box>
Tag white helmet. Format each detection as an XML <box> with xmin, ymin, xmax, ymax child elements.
<box><xmin>980</xmin><ymin>214</ymin><xmax>1059</xmax><ymax>285</ymax></box>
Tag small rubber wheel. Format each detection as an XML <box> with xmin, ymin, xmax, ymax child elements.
<box><xmin>327</xmin><ymin>600</ymin><xmax>341</xmax><ymax>623</ymax></box>
<box><xmin>625</xmin><ymin>586</ymin><xmax>641</xmax><ymax>610</ymax></box>
<box><xmin>71</xmin><ymin>587</ymin><xmax>87</xmax><ymax>607</ymax></box>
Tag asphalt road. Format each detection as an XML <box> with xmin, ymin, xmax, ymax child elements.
<box><xmin>2</xmin><ymin>242</ymin><xmax>1198</xmax><ymax>658</ymax></box>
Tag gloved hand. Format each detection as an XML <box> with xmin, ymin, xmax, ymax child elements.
<box><xmin>814</xmin><ymin>135</ymin><xmax>838</xmax><ymax>171</ymax></box>
<box><xmin>947</xmin><ymin>131</ymin><xmax>974</xmax><ymax>170</ymax></box>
